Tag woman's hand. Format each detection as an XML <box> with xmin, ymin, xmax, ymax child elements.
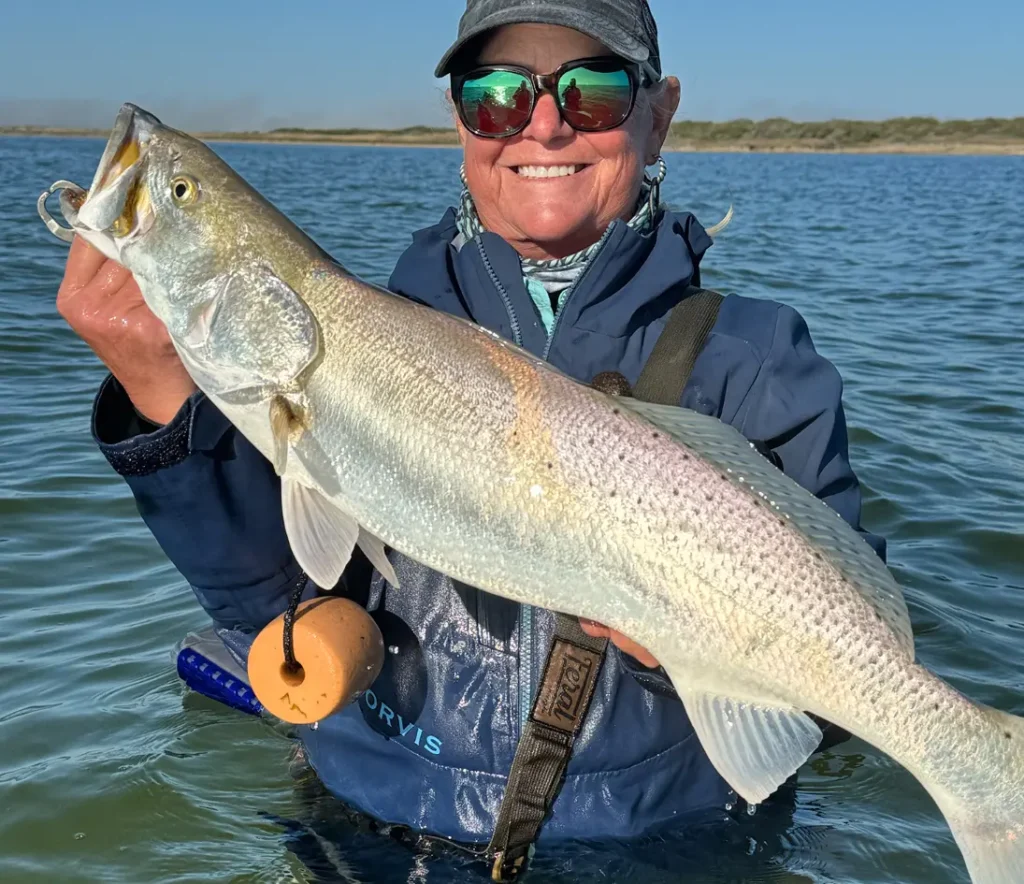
<box><xmin>56</xmin><ymin>237</ymin><xmax>197</xmax><ymax>425</ymax></box>
<box><xmin>579</xmin><ymin>618</ymin><xmax>660</xmax><ymax>668</ymax></box>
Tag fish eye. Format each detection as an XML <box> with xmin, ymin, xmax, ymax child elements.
<box><xmin>170</xmin><ymin>175</ymin><xmax>199</xmax><ymax>205</ymax></box>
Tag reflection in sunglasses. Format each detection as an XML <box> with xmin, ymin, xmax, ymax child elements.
<box><xmin>459</xmin><ymin>63</ymin><xmax>637</xmax><ymax>136</ymax></box>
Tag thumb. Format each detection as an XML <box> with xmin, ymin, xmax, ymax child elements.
<box><xmin>60</xmin><ymin>236</ymin><xmax>109</xmax><ymax>293</ymax></box>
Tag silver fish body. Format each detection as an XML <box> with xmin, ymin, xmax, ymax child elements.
<box><xmin>42</xmin><ymin>103</ymin><xmax>1024</xmax><ymax>884</ymax></box>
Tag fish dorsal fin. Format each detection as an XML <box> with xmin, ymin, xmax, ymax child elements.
<box><xmin>677</xmin><ymin>686</ymin><xmax>822</xmax><ymax>805</ymax></box>
<box><xmin>615</xmin><ymin>398</ymin><xmax>914</xmax><ymax>656</ymax></box>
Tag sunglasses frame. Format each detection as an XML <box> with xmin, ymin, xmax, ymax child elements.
<box><xmin>451</xmin><ymin>55</ymin><xmax>654</xmax><ymax>139</ymax></box>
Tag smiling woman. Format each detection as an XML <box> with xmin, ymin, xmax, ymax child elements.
<box><xmin>449</xmin><ymin>22</ymin><xmax>676</xmax><ymax>260</ymax></box>
<box><xmin>54</xmin><ymin>0</ymin><xmax>887</xmax><ymax>879</ymax></box>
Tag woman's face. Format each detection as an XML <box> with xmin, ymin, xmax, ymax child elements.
<box><xmin>454</xmin><ymin>23</ymin><xmax>679</xmax><ymax>261</ymax></box>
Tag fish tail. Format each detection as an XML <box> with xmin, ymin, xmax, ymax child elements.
<box><xmin>932</xmin><ymin>704</ymin><xmax>1024</xmax><ymax>884</ymax></box>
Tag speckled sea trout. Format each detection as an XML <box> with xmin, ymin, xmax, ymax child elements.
<box><xmin>39</xmin><ymin>103</ymin><xmax>1023</xmax><ymax>883</ymax></box>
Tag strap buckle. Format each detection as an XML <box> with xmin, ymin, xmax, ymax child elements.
<box><xmin>491</xmin><ymin>845</ymin><xmax>533</xmax><ymax>882</ymax></box>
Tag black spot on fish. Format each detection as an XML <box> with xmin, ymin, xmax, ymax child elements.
<box><xmin>934</xmin><ymin>703</ymin><xmax>940</xmax><ymax>711</ymax></box>
<box><xmin>619</xmin><ymin>453</ymin><xmax>625</xmax><ymax>461</ymax></box>
<box><xmin>673</xmin><ymin>489</ymin><xmax>679</xmax><ymax>496</ymax></box>
<box><xmin>719</xmin><ymin>473</ymin><xmax>727</xmax><ymax>481</ymax></box>
<box><xmin>547</xmin><ymin>462</ymin><xmax>552</xmax><ymax>470</ymax></box>
<box><xmin>612</xmin><ymin>408</ymin><xmax>620</xmax><ymax>415</ymax></box>
<box><xmin>652</xmin><ymin>432</ymin><xmax>660</xmax><ymax>439</ymax></box>
<box><xmin>637</xmin><ymin>497</ymin><xmax>642</xmax><ymax>505</ymax></box>
<box><xmin>1005</xmin><ymin>731</ymin><xmax>1013</xmax><ymax>740</ymax></box>
<box><xmin>610</xmin><ymin>490</ymin><xmax>616</xmax><ymax>497</ymax></box>
<box><xmin>681</xmin><ymin>452</ymin><xmax>690</xmax><ymax>461</ymax></box>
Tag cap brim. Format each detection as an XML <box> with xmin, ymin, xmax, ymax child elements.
<box><xmin>434</xmin><ymin>4</ymin><xmax>650</xmax><ymax>77</ymax></box>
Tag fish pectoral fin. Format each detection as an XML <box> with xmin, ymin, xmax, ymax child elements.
<box><xmin>357</xmin><ymin>529</ymin><xmax>401</xmax><ymax>589</ymax></box>
<box><xmin>679</xmin><ymin>687</ymin><xmax>822</xmax><ymax>806</ymax></box>
<box><xmin>282</xmin><ymin>478</ymin><xmax>359</xmax><ymax>589</ymax></box>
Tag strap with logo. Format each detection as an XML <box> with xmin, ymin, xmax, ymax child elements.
<box><xmin>487</xmin><ymin>612</ymin><xmax>608</xmax><ymax>881</ymax></box>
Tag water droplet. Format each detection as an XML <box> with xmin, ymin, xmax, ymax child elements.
<box><xmin>724</xmin><ymin>802</ymin><xmax>734</xmax><ymax>812</ymax></box>
<box><xmin>746</xmin><ymin>804</ymin><xmax>758</xmax><ymax>816</ymax></box>
<box><xmin>388</xmin><ymin>645</ymin><xmax>400</xmax><ymax>654</ymax></box>
<box><xmin>311</xmin><ymin>721</ymin><xmax>319</xmax><ymax>731</ymax></box>
<box><xmin>74</xmin><ymin>833</ymin><xmax>85</xmax><ymax>840</ymax></box>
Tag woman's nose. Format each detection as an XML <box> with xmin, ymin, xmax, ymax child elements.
<box><xmin>522</xmin><ymin>92</ymin><xmax>573</xmax><ymax>144</ymax></box>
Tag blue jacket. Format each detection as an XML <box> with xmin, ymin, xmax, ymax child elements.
<box><xmin>91</xmin><ymin>206</ymin><xmax>884</xmax><ymax>846</ymax></box>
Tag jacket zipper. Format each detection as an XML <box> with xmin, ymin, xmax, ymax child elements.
<box><xmin>475</xmin><ymin>240</ymin><xmax>534</xmax><ymax>735</ymax></box>
<box><xmin>475</xmin><ymin>240</ymin><xmax>522</xmax><ymax>346</ymax></box>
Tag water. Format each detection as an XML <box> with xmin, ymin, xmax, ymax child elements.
<box><xmin>1</xmin><ymin>135</ymin><xmax>1022</xmax><ymax>884</ymax></box>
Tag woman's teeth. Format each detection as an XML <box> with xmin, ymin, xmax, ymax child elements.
<box><xmin>515</xmin><ymin>165</ymin><xmax>582</xmax><ymax>179</ymax></box>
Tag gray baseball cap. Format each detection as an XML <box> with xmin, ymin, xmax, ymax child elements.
<box><xmin>434</xmin><ymin>0</ymin><xmax>662</xmax><ymax>79</ymax></box>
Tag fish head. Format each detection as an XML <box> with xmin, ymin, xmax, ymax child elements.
<box><xmin>65</xmin><ymin>103</ymin><xmax>324</xmax><ymax>404</ymax></box>
<box><xmin>67</xmin><ymin>103</ymin><xmax>257</xmax><ymax>328</ymax></box>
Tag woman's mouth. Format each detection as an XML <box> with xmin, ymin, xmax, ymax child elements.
<box><xmin>513</xmin><ymin>164</ymin><xmax>587</xmax><ymax>179</ymax></box>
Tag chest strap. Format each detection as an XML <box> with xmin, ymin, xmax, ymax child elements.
<box><xmin>487</xmin><ymin>613</ymin><xmax>608</xmax><ymax>879</ymax></box>
<box><xmin>487</xmin><ymin>285</ymin><xmax>725</xmax><ymax>881</ymax></box>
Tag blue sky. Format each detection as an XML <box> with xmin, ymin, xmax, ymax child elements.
<box><xmin>2</xmin><ymin>0</ymin><xmax>1021</xmax><ymax>129</ymax></box>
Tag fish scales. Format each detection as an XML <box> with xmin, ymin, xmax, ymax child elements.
<box><xmin>41</xmin><ymin>102</ymin><xmax>1024</xmax><ymax>884</ymax></box>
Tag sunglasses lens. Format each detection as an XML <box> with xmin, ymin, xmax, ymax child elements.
<box><xmin>557</xmin><ymin>63</ymin><xmax>633</xmax><ymax>130</ymax></box>
<box><xmin>459</xmin><ymin>70</ymin><xmax>534</xmax><ymax>135</ymax></box>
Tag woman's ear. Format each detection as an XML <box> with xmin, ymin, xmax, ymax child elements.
<box><xmin>446</xmin><ymin>87</ymin><xmax>469</xmax><ymax>148</ymax></box>
<box><xmin>645</xmin><ymin>75</ymin><xmax>681</xmax><ymax>162</ymax></box>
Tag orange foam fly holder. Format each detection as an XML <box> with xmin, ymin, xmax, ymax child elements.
<box><xmin>248</xmin><ymin>597</ymin><xmax>384</xmax><ymax>724</ymax></box>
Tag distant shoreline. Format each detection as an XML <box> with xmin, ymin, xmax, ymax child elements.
<box><xmin>4</xmin><ymin>117</ymin><xmax>1023</xmax><ymax>156</ymax></box>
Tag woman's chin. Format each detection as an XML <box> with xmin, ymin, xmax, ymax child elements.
<box><xmin>514</xmin><ymin>217</ymin><xmax>598</xmax><ymax>256</ymax></box>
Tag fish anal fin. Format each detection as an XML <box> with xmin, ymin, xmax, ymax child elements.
<box><xmin>678</xmin><ymin>684</ymin><xmax>822</xmax><ymax>805</ymax></box>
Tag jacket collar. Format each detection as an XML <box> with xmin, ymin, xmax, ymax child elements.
<box><xmin>389</xmin><ymin>206</ymin><xmax>715</xmax><ymax>358</ymax></box>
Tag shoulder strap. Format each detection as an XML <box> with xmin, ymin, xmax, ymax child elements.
<box><xmin>631</xmin><ymin>285</ymin><xmax>725</xmax><ymax>406</ymax></box>
<box><xmin>486</xmin><ymin>283</ymin><xmax>725</xmax><ymax>882</ymax></box>
<box><xmin>487</xmin><ymin>613</ymin><xmax>607</xmax><ymax>880</ymax></box>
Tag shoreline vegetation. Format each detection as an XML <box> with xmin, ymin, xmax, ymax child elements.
<box><xmin>3</xmin><ymin>116</ymin><xmax>1023</xmax><ymax>155</ymax></box>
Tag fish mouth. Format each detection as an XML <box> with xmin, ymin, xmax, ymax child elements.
<box><xmin>76</xmin><ymin>103</ymin><xmax>160</xmax><ymax>238</ymax></box>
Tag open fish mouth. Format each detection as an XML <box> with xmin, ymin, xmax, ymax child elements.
<box><xmin>75</xmin><ymin>102</ymin><xmax>160</xmax><ymax>238</ymax></box>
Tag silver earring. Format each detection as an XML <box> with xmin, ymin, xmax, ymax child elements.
<box><xmin>644</xmin><ymin>155</ymin><xmax>667</xmax><ymax>216</ymax></box>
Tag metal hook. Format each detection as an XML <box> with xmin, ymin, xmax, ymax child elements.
<box><xmin>37</xmin><ymin>180</ymin><xmax>86</xmax><ymax>243</ymax></box>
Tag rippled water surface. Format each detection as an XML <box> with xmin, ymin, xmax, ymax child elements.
<box><xmin>1</xmin><ymin>135</ymin><xmax>1022</xmax><ymax>884</ymax></box>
